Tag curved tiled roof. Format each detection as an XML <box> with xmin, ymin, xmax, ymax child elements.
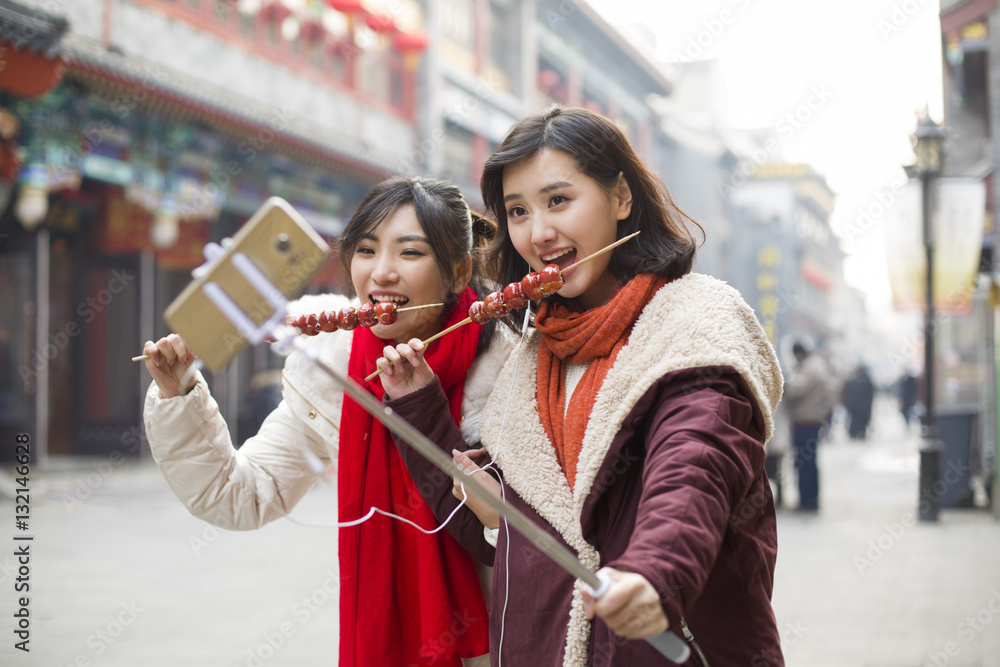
<box><xmin>0</xmin><ymin>0</ymin><xmax>68</xmax><ymax>55</ymax></box>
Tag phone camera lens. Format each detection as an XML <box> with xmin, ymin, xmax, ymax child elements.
<box><xmin>275</xmin><ymin>233</ymin><xmax>291</xmax><ymax>253</ymax></box>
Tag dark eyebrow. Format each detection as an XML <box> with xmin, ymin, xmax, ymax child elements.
<box><xmin>394</xmin><ymin>234</ymin><xmax>430</xmax><ymax>244</ymax></box>
<box><xmin>503</xmin><ymin>180</ymin><xmax>575</xmax><ymax>203</ymax></box>
<box><xmin>358</xmin><ymin>233</ymin><xmax>430</xmax><ymax>244</ymax></box>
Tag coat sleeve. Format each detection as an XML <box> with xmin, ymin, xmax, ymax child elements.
<box><xmin>143</xmin><ymin>371</ymin><xmax>332</xmax><ymax>530</ymax></box>
<box><xmin>606</xmin><ymin>373</ymin><xmax>766</xmax><ymax>631</ymax></box>
<box><xmin>385</xmin><ymin>378</ymin><xmax>497</xmax><ymax>565</ymax></box>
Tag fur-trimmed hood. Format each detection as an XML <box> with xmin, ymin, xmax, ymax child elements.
<box><xmin>478</xmin><ymin>273</ymin><xmax>783</xmax><ymax>666</ymax></box>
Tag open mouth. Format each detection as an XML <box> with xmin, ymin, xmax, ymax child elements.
<box><xmin>540</xmin><ymin>248</ymin><xmax>577</xmax><ymax>272</ymax></box>
<box><xmin>369</xmin><ymin>294</ymin><xmax>410</xmax><ymax>308</ymax></box>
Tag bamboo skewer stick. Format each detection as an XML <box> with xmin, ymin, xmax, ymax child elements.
<box><xmin>363</xmin><ymin>316</ymin><xmax>473</xmax><ymax>382</ymax></box>
<box><xmin>363</xmin><ymin>231</ymin><xmax>641</xmax><ymax>383</ymax></box>
<box><xmin>561</xmin><ymin>231</ymin><xmax>640</xmax><ymax>273</ymax></box>
<box><xmin>395</xmin><ymin>302</ymin><xmax>444</xmax><ymax>312</ymax></box>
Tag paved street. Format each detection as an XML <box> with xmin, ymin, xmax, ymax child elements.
<box><xmin>771</xmin><ymin>398</ymin><xmax>1000</xmax><ymax>667</ymax></box>
<box><xmin>1</xmin><ymin>395</ymin><xmax>999</xmax><ymax>666</ymax></box>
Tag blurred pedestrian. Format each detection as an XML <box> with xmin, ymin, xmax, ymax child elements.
<box><xmin>842</xmin><ymin>365</ymin><xmax>875</xmax><ymax>440</ymax></box>
<box><xmin>783</xmin><ymin>341</ymin><xmax>836</xmax><ymax>511</ymax></box>
<box><xmin>897</xmin><ymin>370</ymin><xmax>919</xmax><ymax>429</ymax></box>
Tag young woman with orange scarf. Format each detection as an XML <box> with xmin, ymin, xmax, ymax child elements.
<box><xmin>377</xmin><ymin>108</ymin><xmax>786</xmax><ymax>667</ymax></box>
<box><xmin>142</xmin><ymin>177</ymin><xmax>508</xmax><ymax>666</ymax></box>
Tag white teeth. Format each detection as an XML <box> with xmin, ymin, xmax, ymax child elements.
<box><xmin>370</xmin><ymin>295</ymin><xmax>408</xmax><ymax>304</ymax></box>
<box><xmin>541</xmin><ymin>248</ymin><xmax>573</xmax><ymax>262</ymax></box>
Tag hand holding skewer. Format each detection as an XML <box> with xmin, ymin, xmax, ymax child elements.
<box><xmin>141</xmin><ymin>334</ymin><xmax>199</xmax><ymax>398</ymax></box>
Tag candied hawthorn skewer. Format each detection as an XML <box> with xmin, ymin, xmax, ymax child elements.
<box><xmin>132</xmin><ymin>303</ymin><xmax>444</xmax><ymax>361</ymax></box>
<box><xmin>287</xmin><ymin>302</ymin><xmax>443</xmax><ymax>336</ymax></box>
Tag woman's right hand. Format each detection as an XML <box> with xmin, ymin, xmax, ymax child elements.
<box><xmin>143</xmin><ymin>334</ymin><xmax>198</xmax><ymax>399</ymax></box>
<box><xmin>376</xmin><ymin>338</ymin><xmax>435</xmax><ymax>398</ymax></box>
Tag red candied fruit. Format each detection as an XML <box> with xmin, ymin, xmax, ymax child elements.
<box><xmin>520</xmin><ymin>272</ymin><xmax>545</xmax><ymax>300</ymax></box>
<box><xmin>483</xmin><ymin>292</ymin><xmax>508</xmax><ymax>318</ymax></box>
<box><xmin>319</xmin><ymin>310</ymin><xmax>339</xmax><ymax>333</ymax></box>
<box><xmin>468</xmin><ymin>301</ymin><xmax>491</xmax><ymax>324</ymax></box>
<box><xmin>374</xmin><ymin>301</ymin><xmax>398</xmax><ymax>325</ymax></box>
<box><xmin>357</xmin><ymin>302</ymin><xmax>378</xmax><ymax>328</ymax></box>
<box><xmin>502</xmin><ymin>282</ymin><xmax>528</xmax><ymax>310</ymax></box>
<box><xmin>538</xmin><ymin>265</ymin><xmax>564</xmax><ymax>295</ymax></box>
<box><xmin>337</xmin><ymin>307</ymin><xmax>359</xmax><ymax>330</ymax></box>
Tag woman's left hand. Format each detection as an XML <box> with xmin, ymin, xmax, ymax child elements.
<box><xmin>581</xmin><ymin>567</ymin><xmax>669</xmax><ymax>639</ymax></box>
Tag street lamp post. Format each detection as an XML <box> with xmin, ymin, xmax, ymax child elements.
<box><xmin>912</xmin><ymin>115</ymin><xmax>946</xmax><ymax>522</ymax></box>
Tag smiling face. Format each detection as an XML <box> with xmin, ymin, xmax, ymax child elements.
<box><xmin>502</xmin><ymin>148</ymin><xmax>632</xmax><ymax>310</ymax></box>
<box><xmin>350</xmin><ymin>204</ymin><xmax>458</xmax><ymax>342</ymax></box>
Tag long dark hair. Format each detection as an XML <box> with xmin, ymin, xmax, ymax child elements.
<box><xmin>338</xmin><ymin>176</ymin><xmax>496</xmax><ymax>351</ymax></box>
<box><xmin>481</xmin><ymin>106</ymin><xmax>701</xmax><ymax>296</ymax></box>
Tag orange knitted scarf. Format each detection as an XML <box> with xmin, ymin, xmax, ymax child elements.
<box><xmin>534</xmin><ymin>274</ymin><xmax>668</xmax><ymax>489</ymax></box>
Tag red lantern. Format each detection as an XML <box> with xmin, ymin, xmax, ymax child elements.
<box><xmin>393</xmin><ymin>29</ymin><xmax>428</xmax><ymax>53</ymax></box>
<box><xmin>393</xmin><ymin>29</ymin><xmax>428</xmax><ymax>70</ymax></box>
<box><xmin>365</xmin><ymin>12</ymin><xmax>396</xmax><ymax>33</ymax></box>
<box><xmin>327</xmin><ymin>0</ymin><xmax>365</xmax><ymax>33</ymax></box>
<box><xmin>327</xmin><ymin>0</ymin><xmax>365</xmax><ymax>12</ymax></box>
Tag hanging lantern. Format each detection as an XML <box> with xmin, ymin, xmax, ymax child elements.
<box><xmin>393</xmin><ymin>29</ymin><xmax>428</xmax><ymax>70</ymax></box>
<box><xmin>152</xmin><ymin>194</ymin><xmax>180</xmax><ymax>248</ymax></box>
<box><xmin>327</xmin><ymin>0</ymin><xmax>364</xmax><ymax>11</ymax></box>
<box><xmin>15</xmin><ymin>163</ymin><xmax>49</xmax><ymax>231</ymax></box>
<box><xmin>365</xmin><ymin>12</ymin><xmax>395</xmax><ymax>33</ymax></box>
<box><xmin>327</xmin><ymin>0</ymin><xmax>365</xmax><ymax>32</ymax></box>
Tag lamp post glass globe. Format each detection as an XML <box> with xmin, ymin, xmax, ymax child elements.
<box><xmin>15</xmin><ymin>186</ymin><xmax>49</xmax><ymax>230</ymax></box>
<box><xmin>912</xmin><ymin>116</ymin><xmax>945</xmax><ymax>175</ymax></box>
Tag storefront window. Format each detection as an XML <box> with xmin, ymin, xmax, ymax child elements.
<box><xmin>442</xmin><ymin>121</ymin><xmax>475</xmax><ymax>185</ymax></box>
<box><xmin>489</xmin><ymin>0</ymin><xmax>520</xmax><ymax>92</ymax></box>
<box><xmin>0</xmin><ymin>255</ymin><xmax>33</xmax><ymax>422</ymax></box>
<box><xmin>79</xmin><ymin>265</ymin><xmax>140</xmax><ymax>423</ymax></box>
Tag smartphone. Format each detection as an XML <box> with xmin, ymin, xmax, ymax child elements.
<box><xmin>164</xmin><ymin>197</ymin><xmax>331</xmax><ymax>371</ymax></box>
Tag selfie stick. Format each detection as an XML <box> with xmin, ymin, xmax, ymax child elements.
<box><xmin>185</xmin><ymin>240</ymin><xmax>692</xmax><ymax>665</ymax></box>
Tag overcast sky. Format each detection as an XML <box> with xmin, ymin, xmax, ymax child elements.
<box><xmin>588</xmin><ymin>0</ymin><xmax>944</xmax><ymax>313</ymax></box>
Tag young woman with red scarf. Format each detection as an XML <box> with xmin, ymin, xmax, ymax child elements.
<box><xmin>142</xmin><ymin>177</ymin><xmax>508</xmax><ymax>667</ymax></box>
<box><xmin>377</xmin><ymin>108</ymin><xmax>786</xmax><ymax>667</ymax></box>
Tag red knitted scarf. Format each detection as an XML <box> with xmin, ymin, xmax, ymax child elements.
<box><xmin>534</xmin><ymin>274</ymin><xmax>667</xmax><ymax>489</ymax></box>
<box><xmin>338</xmin><ymin>287</ymin><xmax>490</xmax><ymax>666</ymax></box>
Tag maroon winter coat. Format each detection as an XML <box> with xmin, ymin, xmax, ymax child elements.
<box><xmin>389</xmin><ymin>274</ymin><xmax>785</xmax><ymax>667</ymax></box>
